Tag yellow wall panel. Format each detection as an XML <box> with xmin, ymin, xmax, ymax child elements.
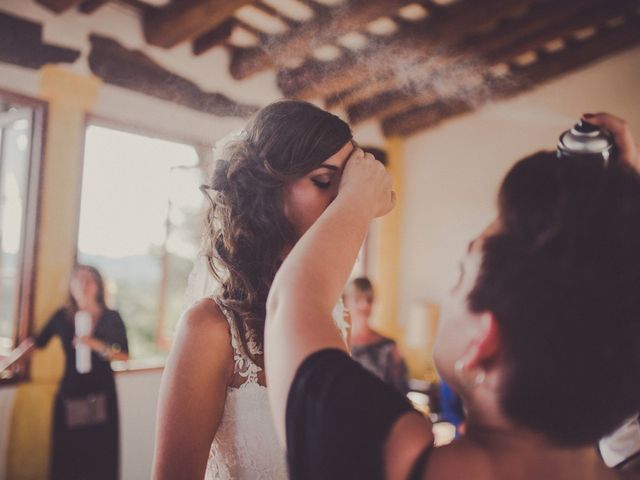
<box><xmin>7</xmin><ymin>66</ymin><xmax>100</xmax><ymax>480</ymax></box>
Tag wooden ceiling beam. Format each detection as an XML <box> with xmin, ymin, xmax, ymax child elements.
<box><xmin>143</xmin><ymin>0</ymin><xmax>253</xmax><ymax>48</ymax></box>
<box><xmin>277</xmin><ymin>0</ymin><xmax>542</xmax><ymax>99</ymax></box>
<box><xmin>331</xmin><ymin>0</ymin><xmax>606</xmax><ymax>110</ymax></box>
<box><xmin>347</xmin><ymin>0</ymin><xmax>637</xmax><ymax>124</ymax></box>
<box><xmin>234</xmin><ymin>18</ymin><xmax>269</xmax><ymax>39</ymax></box>
<box><xmin>87</xmin><ymin>34</ymin><xmax>259</xmax><ymax>117</ymax></box>
<box><xmin>229</xmin><ymin>0</ymin><xmax>410</xmax><ymax>79</ymax></box>
<box><xmin>299</xmin><ymin>0</ymin><xmax>332</xmax><ymax>15</ymax></box>
<box><xmin>482</xmin><ymin>0</ymin><xmax>640</xmax><ymax>63</ymax></box>
<box><xmin>114</xmin><ymin>0</ymin><xmax>153</xmax><ymax>13</ymax></box>
<box><xmin>382</xmin><ymin>14</ymin><xmax>640</xmax><ymax>137</ymax></box>
<box><xmin>382</xmin><ymin>99</ymin><xmax>472</xmax><ymax>138</ymax></box>
<box><xmin>517</xmin><ymin>16</ymin><xmax>640</xmax><ymax>84</ymax></box>
<box><xmin>78</xmin><ymin>0</ymin><xmax>109</xmax><ymax>14</ymax></box>
<box><xmin>0</xmin><ymin>11</ymin><xmax>81</xmax><ymax>68</ymax></box>
<box><xmin>253</xmin><ymin>1</ymin><xmax>299</xmax><ymax>28</ymax></box>
<box><xmin>35</xmin><ymin>0</ymin><xmax>83</xmax><ymax>13</ymax></box>
<box><xmin>348</xmin><ymin>87</ymin><xmax>436</xmax><ymax>125</ymax></box>
<box><xmin>192</xmin><ymin>18</ymin><xmax>235</xmax><ymax>55</ymax></box>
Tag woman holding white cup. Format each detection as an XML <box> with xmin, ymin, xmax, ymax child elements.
<box><xmin>5</xmin><ymin>264</ymin><xmax>129</xmax><ymax>480</ymax></box>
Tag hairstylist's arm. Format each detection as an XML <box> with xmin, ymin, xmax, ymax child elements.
<box><xmin>265</xmin><ymin>148</ymin><xmax>395</xmax><ymax>442</ymax></box>
<box><xmin>582</xmin><ymin>113</ymin><xmax>639</xmax><ymax>169</ymax></box>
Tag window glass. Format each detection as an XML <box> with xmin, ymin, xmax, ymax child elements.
<box><xmin>77</xmin><ymin>124</ymin><xmax>205</xmax><ymax>363</ymax></box>
<box><xmin>0</xmin><ymin>104</ymin><xmax>36</xmax><ymax>358</ymax></box>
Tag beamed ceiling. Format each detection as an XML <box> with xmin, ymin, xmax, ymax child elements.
<box><xmin>29</xmin><ymin>0</ymin><xmax>640</xmax><ymax>136</ymax></box>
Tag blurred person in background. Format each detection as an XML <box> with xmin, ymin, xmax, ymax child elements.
<box><xmin>1</xmin><ymin>264</ymin><xmax>129</xmax><ymax>480</ymax></box>
<box><xmin>344</xmin><ymin>276</ymin><xmax>408</xmax><ymax>394</ymax></box>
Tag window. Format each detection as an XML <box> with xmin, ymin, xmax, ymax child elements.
<box><xmin>77</xmin><ymin>122</ymin><xmax>208</xmax><ymax>365</ymax></box>
<box><xmin>0</xmin><ymin>92</ymin><xmax>45</xmax><ymax>381</ymax></box>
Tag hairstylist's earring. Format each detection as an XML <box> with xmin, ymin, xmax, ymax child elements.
<box><xmin>454</xmin><ymin>349</ymin><xmax>486</xmax><ymax>388</ymax></box>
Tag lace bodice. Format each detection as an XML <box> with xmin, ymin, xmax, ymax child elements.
<box><xmin>205</xmin><ymin>300</ymin><xmax>349</xmax><ymax>480</ymax></box>
<box><xmin>205</xmin><ymin>304</ymin><xmax>287</xmax><ymax>480</ymax></box>
<box><xmin>206</xmin><ymin>383</ymin><xmax>287</xmax><ymax>480</ymax></box>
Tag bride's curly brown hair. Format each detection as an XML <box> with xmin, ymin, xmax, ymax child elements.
<box><xmin>202</xmin><ymin>100</ymin><xmax>352</xmax><ymax>358</ymax></box>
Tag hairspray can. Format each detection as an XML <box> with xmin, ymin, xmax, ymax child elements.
<box><xmin>75</xmin><ymin>311</ymin><xmax>92</xmax><ymax>374</ymax></box>
<box><xmin>557</xmin><ymin>119</ymin><xmax>615</xmax><ymax>163</ymax></box>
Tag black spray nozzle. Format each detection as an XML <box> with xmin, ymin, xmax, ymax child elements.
<box><xmin>574</xmin><ymin>120</ymin><xmax>599</xmax><ymax>134</ymax></box>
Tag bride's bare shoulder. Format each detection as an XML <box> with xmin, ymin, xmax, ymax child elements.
<box><xmin>181</xmin><ymin>298</ymin><xmax>230</xmax><ymax>330</ymax></box>
<box><xmin>173</xmin><ymin>298</ymin><xmax>233</xmax><ymax>358</ymax></box>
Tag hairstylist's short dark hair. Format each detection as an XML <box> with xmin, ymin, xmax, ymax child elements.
<box><xmin>468</xmin><ymin>151</ymin><xmax>640</xmax><ymax>446</ymax></box>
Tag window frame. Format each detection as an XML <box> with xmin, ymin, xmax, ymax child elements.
<box><xmin>78</xmin><ymin>114</ymin><xmax>213</xmax><ymax>370</ymax></box>
<box><xmin>0</xmin><ymin>89</ymin><xmax>47</xmax><ymax>385</ymax></box>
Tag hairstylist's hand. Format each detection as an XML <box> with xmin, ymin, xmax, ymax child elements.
<box><xmin>339</xmin><ymin>148</ymin><xmax>395</xmax><ymax>218</ymax></box>
<box><xmin>582</xmin><ymin>113</ymin><xmax>639</xmax><ymax>170</ymax></box>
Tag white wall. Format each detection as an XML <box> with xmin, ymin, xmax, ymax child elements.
<box><xmin>116</xmin><ymin>369</ymin><xmax>163</xmax><ymax>480</ymax></box>
<box><xmin>398</xmin><ymin>45</ymin><xmax>640</xmax><ymax>327</ymax></box>
<box><xmin>0</xmin><ymin>370</ymin><xmax>162</xmax><ymax>480</ymax></box>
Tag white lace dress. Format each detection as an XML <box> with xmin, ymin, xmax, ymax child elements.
<box><xmin>204</xmin><ymin>301</ymin><xmax>349</xmax><ymax>480</ymax></box>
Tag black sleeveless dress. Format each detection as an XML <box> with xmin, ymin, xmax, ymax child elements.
<box><xmin>34</xmin><ymin>308</ymin><xmax>128</xmax><ymax>480</ymax></box>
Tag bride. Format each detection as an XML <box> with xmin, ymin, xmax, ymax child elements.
<box><xmin>152</xmin><ymin>100</ymin><xmax>357</xmax><ymax>479</ymax></box>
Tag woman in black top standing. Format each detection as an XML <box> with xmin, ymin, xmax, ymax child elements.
<box><xmin>10</xmin><ymin>264</ymin><xmax>129</xmax><ymax>480</ymax></box>
<box><xmin>345</xmin><ymin>277</ymin><xmax>409</xmax><ymax>394</ymax></box>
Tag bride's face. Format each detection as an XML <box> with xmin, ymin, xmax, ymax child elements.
<box><xmin>282</xmin><ymin>141</ymin><xmax>354</xmax><ymax>238</ymax></box>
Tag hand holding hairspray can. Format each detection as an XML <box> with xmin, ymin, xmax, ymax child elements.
<box><xmin>557</xmin><ymin>119</ymin><xmax>615</xmax><ymax>163</ymax></box>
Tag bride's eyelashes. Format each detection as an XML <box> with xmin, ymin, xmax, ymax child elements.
<box><xmin>312</xmin><ymin>178</ymin><xmax>332</xmax><ymax>190</ymax></box>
